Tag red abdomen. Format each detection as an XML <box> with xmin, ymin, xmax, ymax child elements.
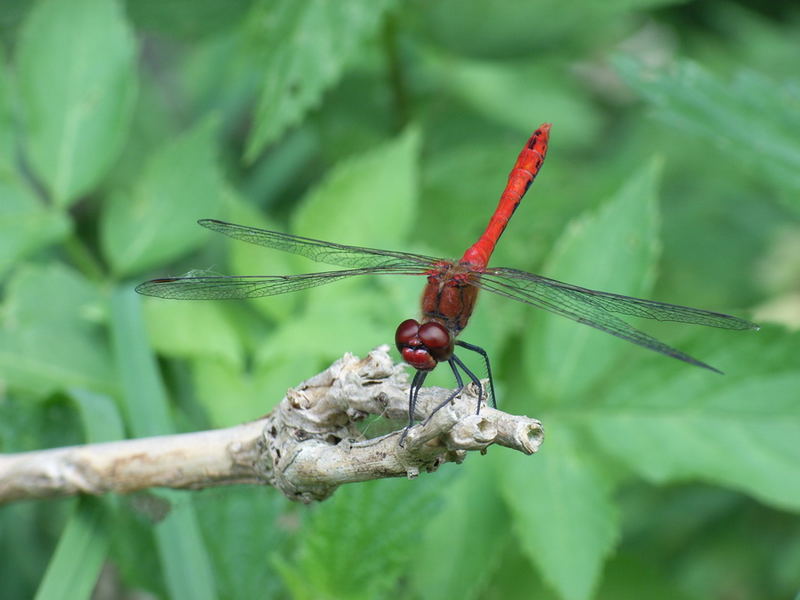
<box><xmin>460</xmin><ymin>123</ymin><xmax>550</xmax><ymax>268</ymax></box>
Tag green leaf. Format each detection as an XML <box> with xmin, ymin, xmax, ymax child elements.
<box><xmin>17</xmin><ymin>0</ymin><xmax>137</xmax><ymax>206</ymax></box>
<box><xmin>0</xmin><ymin>175</ymin><xmax>70</xmax><ymax>279</ymax></box>
<box><xmin>616</xmin><ymin>56</ymin><xmax>800</xmax><ymax>209</ymax></box>
<box><xmin>195</xmin><ymin>488</ymin><xmax>290</xmax><ymax>599</ymax></box>
<box><xmin>595</xmin><ymin>554</ymin><xmax>696</xmax><ymax>600</ymax></box>
<box><xmin>243</xmin><ymin>0</ymin><xmax>394</xmax><ymax>160</ymax></box>
<box><xmin>274</xmin><ymin>478</ymin><xmax>440</xmax><ymax>599</ymax></box>
<box><xmin>411</xmin><ymin>459</ymin><xmax>512</xmax><ymax>600</ymax></box>
<box><xmin>0</xmin><ymin>47</ymin><xmax>16</xmax><ymax>178</ymax></box>
<box><xmin>0</xmin><ymin>263</ymin><xmax>115</xmax><ymax>396</ymax></box>
<box><xmin>69</xmin><ymin>389</ymin><xmax>125</xmax><ymax>443</ymax></box>
<box><xmin>191</xmin><ymin>358</ymin><xmax>277</xmax><ymax>428</ymax></box>
<box><xmin>292</xmin><ymin>127</ymin><xmax>420</xmax><ymax>247</ymax></box>
<box><xmin>109</xmin><ymin>286</ymin><xmax>218</xmax><ymax>600</ymax></box>
<box><xmin>34</xmin><ymin>497</ymin><xmax>109</xmax><ymax>600</ymax></box>
<box><xmin>499</xmin><ymin>424</ymin><xmax>619</xmax><ymax>600</ymax></box>
<box><xmin>125</xmin><ymin>0</ymin><xmax>254</xmax><ymax>39</ymax></box>
<box><xmin>109</xmin><ymin>285</ymin><xmax>174</xmax><ymax>437</ymax></box>
<box><xmin>523</xmin><ymin>159</ymin><xmax>661</xmax><ymax>403</ymax></box>
<box><xmin>141</xmin><ymin>298</ymin><xmax>243</xmax><ymax>368</ymax></box>
<box><xmin>584</xmin><ymin>326</ymin><xmax>800</xmax><ymax>511</ymax></box>
<box><xmin>101</xmin><ymin>118</ymin><xmax>226</xmax><ymax>277</ymax></box>
<box><xmin>152</xmin><ymin>493</ymin><xmax>219</xmax><ymax>600</ymax></box>
<box><xmin>433</xmin><ymin>55</ymin><xmax>600</xmax><ymax>145</ymax></box>
<box><xmin>419</xmin><ymin>0</ymin><xmax>686</xmax><ymax>59</ymax></box>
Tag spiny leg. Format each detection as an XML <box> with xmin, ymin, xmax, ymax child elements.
<box><xmin>451</xmin><ymin>353</ymin><xmax>484</xmax><ymax>415</ymax></box>
<box><xmin>455</xmin><ymin>340</ymin><xmax>497</xmax><ymax>408</ymax></box>
<box><xmin>400</xmin><ymin>370</ymin><xmax>428</xmax><ymax>446</ymax></box>
<box><xmin>422</xmin><ymin>359</ymin><xmax>466</xmax><ymax>426</ymax></box>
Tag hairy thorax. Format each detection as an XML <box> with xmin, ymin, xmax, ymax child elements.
<box><xmin>420</xmin><ymin>261</ymin><xmax>481</xmax><ymax>336</ymax></box>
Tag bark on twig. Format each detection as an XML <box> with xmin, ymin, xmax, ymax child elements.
<box><xmin>0</xmin><ymin>346</ymin><xmax>543</xmax><ymax>504</ymax></box>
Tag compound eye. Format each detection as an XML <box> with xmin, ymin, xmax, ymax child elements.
<box><xmin>395</xmin><ymin>319</ymin><xmax>420</xmax><ymax>350</ymax></box>
<box><xmin>419</xmin><ymin>322</ymin><xmax>449</xmax><ymax>348</ymax></box>
<box><xmin>419</xmin><ymin>322</ymin><xmax>453</xmax><ymax>361</ymax></box>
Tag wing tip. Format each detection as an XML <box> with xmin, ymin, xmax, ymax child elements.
<box><xmin>703</xmin><ymin>363</ymin><xmax>724</xmax><ymax>375</ymax></box>
<box><xmin>135</xmin><ymin>279</ymin><xmax>176</xmax><ymax>298</ymax></box>
<box><xmin>724</xmin><ymin>314</ymin><xmax>759</xmax><ymax>331</ymax></box>
<box><xmin>134</xmin><ymin>283</ymin><xmax>158</xmax><ymax>298</ymax></box>
<box><xmin>679</xmin><ymin>352</ymin><xmax>724</xmax><ymax>375</ymax></box>
<box><xmin>134</xmin><ymin>281</ymin><xmax>153</xmax><ymax>295</ymax></box>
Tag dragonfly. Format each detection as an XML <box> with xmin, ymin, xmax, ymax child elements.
<box><xmin>136</xmin><ymin>123</ymin><xmax>758</xmax><ymax>443</ymax></box>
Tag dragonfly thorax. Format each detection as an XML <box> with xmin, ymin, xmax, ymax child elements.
<box><xmin>420</xmin><ymin>267</ymin><xmax>480</xmax><ymax>336</ymax></box>
<box><xmin>395</xmin><ymin>319</ymin><xmax>454</xmax><ymax>371</ymax></box>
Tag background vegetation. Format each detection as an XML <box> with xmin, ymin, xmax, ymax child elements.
<box><xmin>1</xmin><ymin>0</ymin><xmax>798</xmax><ymax>598</ymax></box>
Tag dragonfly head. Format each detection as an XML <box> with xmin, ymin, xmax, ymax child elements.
<box><xmin>395</xmin><ymin>319</ymin><xmax>454</xmax><ymax>371</ymax></box>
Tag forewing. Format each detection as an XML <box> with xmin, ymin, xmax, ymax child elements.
<box><xmin>483</xmin><ymin>268</ymin><xmax>757</xmax><ymax>330</ymax></box>
<box><xmin>135</xmin><ymin>266</ymin><xmax>424</xmax><ymax>300</ymax></box>
<box><xmin>199</xmin><ymin>219</ymin><xmax>440</xmax><ymax>270</ymax></box>
<box><xmin>474</xmin><ymin>268</ymin><xmax>757</xmax><ymax>371</ymax></box>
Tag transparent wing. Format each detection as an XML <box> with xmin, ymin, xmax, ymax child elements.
<box><xmin>482</xmin><ymin>268</ymin><xmax>757</xmax><ymax>329</ymax></box>
<box><xmin>135</xmin><ymin>266</ymin><xmax>425</xmax><ymax>300</ymax></box>
<box><xmin>473</xmin><ymin>267</ymin><xmax>758</xmax><ymax>372</ymax></box>
<box><xmin>199</xmin><ymin>219</ymin><xmax>441</xmax><ymax>270</ymax></box>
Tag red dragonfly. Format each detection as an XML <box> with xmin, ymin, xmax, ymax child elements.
<box><xmin>137</xmin><ymin>124</ymin><xmax>757</xmax><ymax>442</ymax></box>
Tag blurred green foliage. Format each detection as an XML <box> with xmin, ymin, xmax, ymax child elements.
<box><xmin>1</xmin><ymin>0</ymin><xmax>798</xmax><ymax>599</ymax></box>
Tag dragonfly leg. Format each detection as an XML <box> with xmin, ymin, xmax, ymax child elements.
<box><xmin>455</xmin><ymin>340</ymin><xmax>497</xmax><ymax>408</ymax></box>
<box><xmin>400</xmin><ymin>370</ymin><xmax>428</xmax><ymax>446</ymax></box>
<box><xmin>422</xmin><ymin>360</ymin><xmax>465</xmax><ymax>426</ymax></box>
<box><xmin>451</xmin><ymin>353</ymin><xmax>484</xmax><ymax>415</ymax></box>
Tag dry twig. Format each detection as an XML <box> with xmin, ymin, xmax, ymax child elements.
<box><xmin>0</xmin><ymin>346</ymin><xmax>543</xmax><ymax>504</ymax></box>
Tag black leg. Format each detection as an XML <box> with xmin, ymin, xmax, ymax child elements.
<box><xmin>411</xmin><ymin>370</ymin><xmax>428</xmax><ymax>425</ymax></box>
<box><xmin>422</xmin><ymin>360</ymin><xmax>465</xmax><ymax>426</ymax></box>
<box><xmin>451</xmin><ymin>353</ymin><xmax>484</xmax><ymax>415</ymax></box>
<box><xmin>455</xmin><ymin>340</ymin><xmax>497</xmax><ymax>408</ymax></box>
<box><xmin>400</xmin><ymin>370</ymin><xmax>427</xmax><ymax>446</ymax></box>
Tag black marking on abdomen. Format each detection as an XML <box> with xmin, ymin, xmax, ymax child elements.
<box><xmin>527</xmin><ymin>132</ymin><xmax>542</xmax><ymax>149</ymax></box>
<box><xmin>523</xmin><ymin>177</ymin><xmax>533</xmax><ymax>193</ymax></box>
